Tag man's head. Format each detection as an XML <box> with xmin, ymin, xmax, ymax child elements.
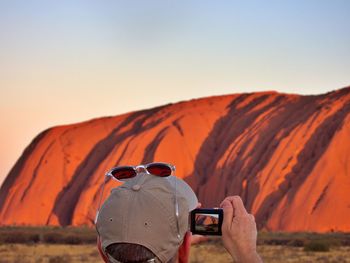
<box><xmin>95</xmin><ymin>170</ymin><xmax>198</xmax><ymax>263</ymax></box>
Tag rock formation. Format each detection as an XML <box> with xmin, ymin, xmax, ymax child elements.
<box><xmin>1</xmin><ymin>87</ymin><xmax>350</xmax><ymax>232</ymax></box>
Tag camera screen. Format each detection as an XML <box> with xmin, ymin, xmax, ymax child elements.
<box><xmin>195</xmin><ymin>213</ymin><xmax>219</xmax><ymax>233</ymax></box>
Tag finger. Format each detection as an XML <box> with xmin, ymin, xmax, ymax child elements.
<box><xmin>191</xmin><ymin>234</ymin><xmax>208</xmax><ymax>244</ymax></box>
<box><xmin>196</xmin><ymin>202</ymin><xmax>202</xmax><ymax>208</ymax></box>
<box><xmin>232</xmin><ymin>196</ymin><xmax>249</xmax><ymax>216</ymax></box>
<box><xmin>220</xmin><ymin>199</ymin><xmax>234</xmax><ymax>228</ymax></box>
<box><xmin>222</xmin><ymin>196</ymin><xmax>248</xmax><ymax>217</ymax></box>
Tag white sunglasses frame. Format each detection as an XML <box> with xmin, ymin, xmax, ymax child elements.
<box><xmin>106</xmin><ymin>162</ymin><xmax>176</xmax><ymax>182</ymax></box>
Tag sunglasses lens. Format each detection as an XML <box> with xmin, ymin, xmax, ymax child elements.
<box><xmin>110</xmin><ymin>167</ymin><xmax>136</xmax><ymax>180</ymax></box>
<box><xmin>147</xmin><ymin>163</ymin><xmax>172</xmax><ymax>177</ymax></box>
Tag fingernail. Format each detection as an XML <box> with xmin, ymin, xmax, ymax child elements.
<box><xmin>220</xmin><ymin>200</ymin><xmax>230</xmax><ymax>208</ymax></box>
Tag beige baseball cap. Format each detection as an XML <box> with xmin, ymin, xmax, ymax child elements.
<box><xmin>95</xmin><ymin>172</ymin><xmax>198</xmax><ymax>263</ymax></box>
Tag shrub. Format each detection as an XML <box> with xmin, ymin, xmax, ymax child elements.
<box><xmin>63</xmin><ymin>234</ymin><xmax>83</xmax><ymax>244</ymax></box>
<box><xmin>288</xmin><ymin>239</ymin><xmax>305</xmax><ymax>247</ymax></box>
<box><xmin>48</xmin><ymin>255</ymin><xmax>70</xmax><ymax>263</ymax></box>
<box><xmin>0</xmin><ymin>232</ymin><xmax>40</xmax><ymax>244</ymax></box>
<box><xmin>264</xmin><ymin>239</ymin><xmax>290</xmax><ymax>246</ymax></box>
<box><xmin>304</xmin><ymin>240</ymin><xmax>330</xmax><ymax>252</ymax></box>
<box><xmin>0</xmin><ymin>226</ymin><xmax>98</xmax><ymax>244</ymax></box>
<box><xmin>42</xmin><ymin>233</ymin><xmax>82</xmax><ymax>244</ymax></box>
<box><xmin>42</xmin><ymin>233</ymin><xmax>63</xmax><ymax>244</ymax></box>
<box><xmin>42</xmin><ymin>232</ymin><xmax>96</xmax><ymax>244</ymax></box>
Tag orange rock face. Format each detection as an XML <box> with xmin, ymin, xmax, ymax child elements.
<box><xmin>1</xmin><ymin>88</ymin><xmax>350</xmax><ymax>232</ymax></box>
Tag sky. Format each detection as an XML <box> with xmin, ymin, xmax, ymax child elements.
<box><xmin>0</xmin><ymin>0</ymin><xmax>350</xmax><ymax>185</ymax></box>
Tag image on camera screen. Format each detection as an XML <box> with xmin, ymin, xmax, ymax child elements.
<box><xmin>195</xmin><ymin>213</ymin><xmax>219</xmax><ymax>233</ymax></box>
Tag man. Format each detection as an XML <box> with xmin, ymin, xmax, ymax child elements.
<box><xmin>95</xmin><ymin>167</ymin><xmax>262</xmax><ymax>262</ymax></box>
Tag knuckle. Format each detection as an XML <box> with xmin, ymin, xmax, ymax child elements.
<box><xmin>249</xmin><ymin>214</ymin><xmax>255</xmax><ymax>221</ymax></box>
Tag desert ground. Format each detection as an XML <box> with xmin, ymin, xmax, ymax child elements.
<box><xmin>0</xmin><ymin>227</ymin><xmax>349</xmax><ymax>262</ymax></box>
<box><xmin>0</xmin><ymin>243</ymin><xmax>350</xmax><ymax>263</ymax></box>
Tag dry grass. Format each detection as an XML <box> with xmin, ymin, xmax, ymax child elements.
<box><xmin>257</xmin><ymin>245</ymin><xmax>350</xmax><ymax>263</ymax></box>
<box><xmin>190</xmin><ymin>242</ymin><xmax>350</xmax><ymax>263</ymax></box>
<box><xmin>0</xmin><ymin>228</ymin><xmax>349</xmax><ymax>262</ymax></box>
<box><xmin>0</xmin><ymin>243</ymin><xmax>350</xmax><ymax>263</ymax></box>
<box><xmin>0</xmin><ymin>226</ymin><xmax>96</xmax><ymax>245</ymax></box>
<box><xmin>0</xmin><ymin>244</ymin><xmax>102</xmax><ymax>263</ymax></box>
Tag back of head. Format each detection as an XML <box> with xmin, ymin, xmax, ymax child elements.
<box><xmin>96</xmin><ymin>172</ymin><xmax>197</xmax><ymax>263</ymax></box>
<box><xmin>106</xmin><ymin>243</ymin><xmax>158</xmax><ymax>263</ymax></box>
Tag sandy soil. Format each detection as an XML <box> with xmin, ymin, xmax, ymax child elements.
<box><xmin>0</xmin><ymin>243</ymin><xmax>349</xmax><ymax>263</ymax></box>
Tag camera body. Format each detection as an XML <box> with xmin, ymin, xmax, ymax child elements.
<box><xmin>190</xmin><ymin>208</ymin><xmax>223</xmax><ymax>236</ymax></box>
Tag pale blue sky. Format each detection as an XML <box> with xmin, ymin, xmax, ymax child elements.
<box><xmin>0</xmin><ymin>0</ymin><xmax>349</xmax><ymax>185</ymax></box>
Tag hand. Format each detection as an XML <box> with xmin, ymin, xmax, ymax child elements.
<box><xmin>190</xmin><ymin>234</ymin><xmax>208</xmax><ymax>244</ymax></box>
<box><xmin>178</xmin><ymin>202</ymin><xmax>207</xmax><ymax>263</ymax></box>
<box><xmin>220</xmin><ymin>196</ymin><xmax>262</xmax><ymax>263</ymax></box>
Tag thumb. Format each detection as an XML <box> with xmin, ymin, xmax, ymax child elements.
<box><xmin>220</xmin><ymin>199</ymin><xmax>233</xmax><ymax>229</ymax></box>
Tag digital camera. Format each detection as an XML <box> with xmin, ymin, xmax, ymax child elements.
<box><xmin>190</xmin><ymin>208</ymin><xmax>223</xmax><ymax>236</ymax></box>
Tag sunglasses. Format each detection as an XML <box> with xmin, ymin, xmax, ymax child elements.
<box><xmin>107</xmin><ymin>162</ymin><xmax>175</xmax><ymax>181</ymax></box>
